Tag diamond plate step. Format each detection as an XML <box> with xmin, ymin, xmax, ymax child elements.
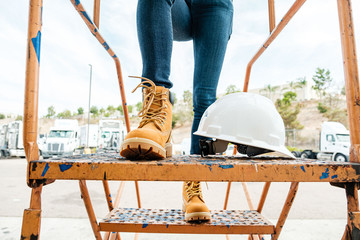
<box><xmin>99</xmin><ymin>208</ymin><xmax>275</xmax><ymax>234</ymax></box>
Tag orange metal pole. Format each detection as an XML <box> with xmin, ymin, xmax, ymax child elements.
<box><xmin>272</xmin><ymin>182</ymin><xmax>299</xmax><ymax>240</ymax></box>
<box><xmin>242</xmin><ymin>182</ymin><xmax>255</xmax><ymax>210</ymax></box>
<box><xmin>102</xmin><ymin>180</ymin><xmax>114</xmax><ymax>211</ymax></box>
<box><xmin>257</xmin><ymin>182</ymin><xmax>271</xmax><ymax>213</ymax></box>
<box><xmin>243</xmin><ymin>0</ymin><xmax>307</xmax><ymax>92</ymax></box>
<box><xmin>69</xmin><ymin>0</ymin><xmax>130</xmax><ymax>133</ymax></box>
<box><xmin>268</xmin><ymin>0</ymin><xmax>276</xmax><ymax>33</ymax></box>
<box><xmin>23</xmin><ymin>0</ymin><xmax>42</xmax><ymax>164</ymax></box>
<box><xmin>93</xmin><ymin>0</ymin><xmax>101</xmax><ymax>28</ymax></box>
<box><xmin>223</xmin><ymin>182</ymin><xmax>232</xmax><ymax>210</ymax></box>
<box><xmin>337</xmin><ymin>0</ymin><xmax>360</xmax><ymax>163</ymax></box>
<box><xmin>21</xmin><ymin>1</ymin><xmax>43</xmax><ymax>239</ymax></box>
<box><xmin>79</xmin><ymin>180</ymin><xmax>103</xmax><ymax>240</ymax></box>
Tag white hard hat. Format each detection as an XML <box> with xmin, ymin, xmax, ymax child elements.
<box><xmin>194</xmin><ymin>92</ymin><xmax>295</xmax><ymax>158</ymax></box>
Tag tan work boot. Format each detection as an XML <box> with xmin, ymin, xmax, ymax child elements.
<box><xmin>182</xmin><ymin>181</ymin><xmax>211</xmax><ymax>222</ymax></box>
<box><xmin>120</xmin><ymin>77</ymin><xmax>172</xmax><ymax>160</ymax></box>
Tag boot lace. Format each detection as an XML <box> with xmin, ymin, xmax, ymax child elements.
<box><xmin>185</xmin><ymin>181</ymin><xmax>204</xmax><ymax>202</ymax></box>
<box><xmin>130</xmin><ymin>76</ymin><xmax>168</xmax><ymax>130</ymax></box>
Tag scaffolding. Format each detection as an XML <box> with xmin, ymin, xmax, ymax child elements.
<box><xmin>21</xmin><ymin>0</ymin><xmax>360</xmax><ymax>239</ymax></box>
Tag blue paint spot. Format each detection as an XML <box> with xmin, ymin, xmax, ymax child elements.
<box><xmin>226</xmin><ymin>224</ymin><xmax>230</xmax><ymax>228</ymax></box>
<box><xmin>59</xmin><ymin>163</ymin><xmax>73</xmax><ymax>172</ymax></box>
<box><xmin>331</xmin><ymin>175</ymin><xmax>338</xmax><ymax>179</ymax></box>
<box><xmin>31</xmin><ymin>31</ymin><xmax>41</xmax><ymax>63</ymax></box>
<box><xmin>94</xmin><ymin>28</ymin><xmax>98</xmax><ymax>33</ymax></box>
<box><xmin>41</xmin><ymin>163</ymin><xmax>49</xmax><ymax>177</ymax></box>
<box><xmin>81</xmin><ymin>11</ymin><xmax>93</xmax><ymax>25</ymax></box>
<box><xmin>112</xmin><ymin>54</ymin><xmax>117</xmax><ymax>58</ymax></box>
<box><xmin>320</xmin><ymin>168</ymin><xmax>330</xmax><ymax>180</ymax></box>
<box><xmin>75</xmin><ymin>0</ymin><xmax>80</xmax><ymax>6</ymax></box>
<box><xmin>219</xmin><ymin>164</ymin><xmax>234</xmax><ymax>169</ymax></box>
<box><xmin>205</xmin><ymin>163</ymin><xmax>212</xmax><ymax>171</ymax></box>
<box><xmin>166</xmin><ymin>224</ymin><xmax>169</xmax><ymax>228</ymax></box>
<box><xmin>301</xmin><ymin>166</ymin><xmax>305</xmax><ymax>172</ymax></box>
<box><xmin>109</xmin><ymin>194</ymin><xmax>112</xmax><ymax>198</ymax></box>
<box><xmin>142</xmin><ymin>223</ymin><xmax>148</xmax><ymax>228</ymax></box>
<box><xmin>102</xmin><ymin>42</ymin><xmax>109</xmax><ymax>50</ymax></box>
<box><xmin>110</xmin><ymin>200</ymin><xmax>112</xmax><ymax>203</ymax></box>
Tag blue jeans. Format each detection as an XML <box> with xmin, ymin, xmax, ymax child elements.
<box><xmin>137</xmin><ymin>0</ymin><xmax>233</xmax><ymax>154</ymax></box>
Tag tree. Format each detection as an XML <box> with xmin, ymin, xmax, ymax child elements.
<box><xmin>135</xmin><ymin>102</ymin><xmax>143</xmax><ymax>112</ymax></box>
<box><xmin>99</xmin><ymin>108</ymin><xmax>105</xmax><ymax>115</ymax></box>
<box><xmin>127</xmin><ymin>105</ymin><xmax>133</xmax><ymax>113</ymax></box>
<box><xmin>225</xmin><ymin>85</ymin><xmax>241</xmax><ymax>95</ymax></box>
<box><xmin>260</xmin><ymin>84</ymin><xmax>279</xmax><ymax>101</ymax></box>
<box><xmin>275</xmin><ymin>91</ymin><xmax>303</xmax><ymax>130</ymax></box>
<box><xmin>107</xmin><ymin>105</ymin><xmax>116</xmax><ymax>115</ymax></box>
<box><xmin>90</xmin><ymin>106</ymin><xmax>98</xmax><ymax>117</ymax></box>
<box><xmin>312</xmin><ymin>68</ymin><xmax>333</xmax><ymax>99</ymax></box>
<box><xmin>77</xmin><ymin>107</ymin><xmax>84</xmax><ymax>115</ymax></box>
<box><xmin>45</xmin><ymin>106</ymin><xmax>56</xmax><ymax>118</ymax></box>
<box><xmin>15</xmin><ymin>115</ymin><xmax>23</xmax><ymax>121</ymax></box>
<box><xmin>117</xmin><ymin>105</ymin><xmax>124</xmax><ymax>115</ymax></box>
<box><xmin>57</xmin><ymin>110</ymin><xmax>72</xmax><ymax>119</ymax></box>
<box><xmin>0</xmin><ymin>113</ymin><xmax>5</xmax><ymax>119</ymax></box>
<box><xmin>183</xmin><ymin>90</ymin><xmax>193</xmax><ymax>105</ymax></box>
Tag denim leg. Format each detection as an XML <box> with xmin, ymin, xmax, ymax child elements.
<box><xmin>137</xmin><ymin>0</ymin><xmax>192</xmax><ymax>88</ymax></box>
<box><xmin>190</xmin><ymin>0</ymin><xmax>233</xmax><ymax>154</ymax></box>
<box><xmin>137</xmin><ymin>0</ymin><xmax>174</xmax><ymax>88</ymax></box>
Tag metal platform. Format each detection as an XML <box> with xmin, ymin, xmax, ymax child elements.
<box><xmin>29</xmin><ymin>153</ymin><xmax>360</xmax><ymax>182</ymax></box>
<box><xmin>99</xmin><ymin>208</ymin><xmax>275</xmax><ymax>234</ymax></box>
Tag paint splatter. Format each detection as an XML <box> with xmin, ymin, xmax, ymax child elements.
<box><xmin>142</xmin><ymin>223</ymin><xmax>148</xmax><ymax>228</ymax></box>
<box><xmin>41</xmin><ymin>163</ymin><xmax>49</xmax><ymax>177</ymax></box>
<box><xmin>300</xmin><ymin>166</ymin><xmax>305</xmax><ymax>172</ymax></box>
<box><xmin>320</xmin><ymin>168</ymin><xmax>330</xmax><ymax>180</ymax></box>
<box><xmin>81</xmin><ymin>11</ymin><xmax>93</xmax><ymax>25</ymax></box>
<box><xmin>331</xmin><ymin>175</ymin><xmax>338</xmax><ymax>179</ymax></box>
<box><xmin>59</xmin><ymin>163</ymin><xmax>73</xmax><ymax>172</ymax></box>
<box><xmin>166</xmin><ymin>224</ymin><xmax>169</xmax><ymax>228</ymax></box>
<box><xmin>102</xmin><ymin>42</ymin><xmax>109</xmax><ymax>50</ymax></box>
<box><xmin>74</xmin><ymin>0</ymin><xmax>80</xmax><ymax>6</ymax></box>
<box><xmin>31</xmin><ymin>31</ymin><xmax>41</xmax><ymax>63</ymax></box>
<box><xmin>218</xmin><ymin>164</ymin><xmax>234</xmax><ymax>169</ymax></box>
<box><xmin>226</xmin><ymin>224</ymin><xmax>230</xmax><ymax>228</ymax></box>
<box><xmin>112</xmin><ymin>54</ymin><xmax>117</xmax><ymax>58</ymax></box>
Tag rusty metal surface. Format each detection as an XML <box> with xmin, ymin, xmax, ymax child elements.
<box><xmin>29</xmin><ymin>153</ymin><xmax>360</xmax><ymax>182</ymax></box>
<box><xmin>99</xmin><ymin>208</ymin><xmax>275</xmax><ymax>234</ymax></box>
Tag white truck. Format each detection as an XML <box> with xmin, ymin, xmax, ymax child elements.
<box><xmin>41</xmin><ymin>119</ymin><xmax>80</xmax><ymax>158</ymax></box>
<box><xmin>300</xmin><ymin>121</ymin><xmax>350</xmax><ymax>162</ymax></box>
<box><xmin>79</xmin><ymin>124</ymin><xmax>99</xmax><ymax>148</ymax></box>
<box><xmin>0</xmin><ymin>124</ymin><xmax>9</xmax><ymax>158</ymax></box>
<box><xmin>98</xmin><ymin>120</ymin><xmax>125</xmax><ymax>151</ymax></box>
<box><xmin>7</xmin><ymin>121</ymin><xmax>25</xmax><ymax>158</ymax></box>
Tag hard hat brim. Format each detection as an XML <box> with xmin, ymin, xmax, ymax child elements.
<box><xmin>194</xmin><ymin>131</ymin><xmax>295</xmax><ymax>159</ymax></box>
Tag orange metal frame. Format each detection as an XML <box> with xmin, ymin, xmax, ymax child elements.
<box><xmin>20</xmin><ymin>0</ymin><xmax>360</xmax><ymax>239</ymax></box>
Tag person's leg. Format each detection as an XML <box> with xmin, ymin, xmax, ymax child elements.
<box><xmin>190</xmin><ymin>0</ymin><xmax>233</xmax><ymax>154</ymax></box>
<box><xmin>121</xmin><ymin>1</ymin><xmax>193</xmax><ymax>160</ymax></box>
<box><xmin>137</xmin><ymin>0</ymin><xmax>192</xmax><ymax>88</ymax></box>
<box><xmin>137</xmin><ymin>0</ymin><xmax>175</xmax><ymax>88</ymax></box>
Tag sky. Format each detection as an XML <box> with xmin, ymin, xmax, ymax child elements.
<box><xmin>1</xmin><ymin>0</ymin><xmax>359</xmax><ymax>117</ymax></box>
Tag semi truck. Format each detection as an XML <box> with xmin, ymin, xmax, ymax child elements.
<box><xmin>41</xmin><ymin>119</ymin><xmax>80</xmax><ymax>158</ymax></box>
<box><xmin>79</xmin><ymin>124</ymin><xmax>99</xmax><ymax>148</ymax></box>
<box><xmin>299</xmin><ymin>121</ymin><xmax>350</xmax><ymax>162</ymax></box>
<box><xmin>98</xmin><ymin>120</ymin><xmax>125</xmax><ymax>151</ymax></box>
<box><xmin>0</xmin><ymin>124</ymin><xmax>9</xmax><ymax>158</ymax></box>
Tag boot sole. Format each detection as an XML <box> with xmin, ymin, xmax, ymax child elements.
<box><xmin>120</xmin><ymin>137</ymin><xmax>172</xmax><ymax>160</ymax></box>
<box><xmin>185</xmin><ymin>212</ymin><xmax>211</xmax><ymax>222</ymax></box>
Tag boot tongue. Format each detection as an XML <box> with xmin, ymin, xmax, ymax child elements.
<box><xmin>139</xmin><ymin>87</ymin><xmax>168</xmax><ymax>130</ymax></box>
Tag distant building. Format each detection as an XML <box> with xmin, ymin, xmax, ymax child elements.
<box><xmin>249</xmin><ymin>81</ymin><xmax>318</xmax><ymax>102</ymax></box>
